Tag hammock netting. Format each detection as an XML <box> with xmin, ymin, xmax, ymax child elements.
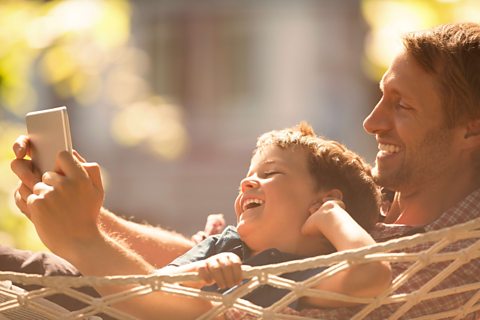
<box><xmin>1</xmin><ymin>217</ymin><xmax>479</xmax><ymax>320</ymax></box>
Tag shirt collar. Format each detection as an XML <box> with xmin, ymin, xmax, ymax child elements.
<box><xmin>371</xmin><ymin>187</ymin><xmax>480</xmax><ymax>240</ymax></box>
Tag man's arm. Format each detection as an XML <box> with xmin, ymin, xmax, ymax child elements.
<box><xmin>302</xmin><ymin>200</ymin><xmax>392</xmax><ymax>307</ymax></box>
<box><xmin>98</xmin><ymin>209</ymin><xmax>194</xmax><ymax>268</ymax></box>
<box><xmin>27</xmin><ymin>151</ymin><xmax>219</xmax><ymax>320</ymax></box>
<box><xmin>11</xmin><ymin>135</ymin><xmax>194</xmax><ymax>268</ymax></box>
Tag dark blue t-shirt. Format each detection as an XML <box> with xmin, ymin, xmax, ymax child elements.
<box><xmin>167</xmin><ymin>226</ymin><xmax>325</xmax><ymax>309</ymax></box>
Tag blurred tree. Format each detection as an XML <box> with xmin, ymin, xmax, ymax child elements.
<box><xmin>361</xmin><ymin>0</ymin><xmax>480</xmax><ymax>80</ymax></box>
<box><xmin>0</xmin><ymin>0</ymin><xmax>189</xmax><ymax>249</ymax></box>
<box><xmin>0</xmin><ymin>0</ymin><xmax>131</xmax><ymax>250</ymax></box>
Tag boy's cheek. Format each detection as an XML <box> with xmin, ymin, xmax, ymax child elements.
<box><xmin>233</xmin><ymin>198</ymin><xmax>242</xmax><ymax>217</ymax></box>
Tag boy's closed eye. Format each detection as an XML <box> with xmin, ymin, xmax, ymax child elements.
<box><xmin>263</xmin><ymin>171</ymin><xmax>281</xmax><ymax>177</ymax></box>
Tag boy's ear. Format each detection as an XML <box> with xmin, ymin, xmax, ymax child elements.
<box><xmin>320</xmin><ymin>188</ymin><xmax>343</xmax><ymax>201</ymax></box>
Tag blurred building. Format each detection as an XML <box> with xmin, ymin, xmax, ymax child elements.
<box><xmin>2</xmin><ymin>0</ymin><xmax>379</xmax><ymax>237</ymax></box>
<box><xmin>72</xmin><ymin>0</ymin><xmax>377</xmax><ymax>235</ymax></box>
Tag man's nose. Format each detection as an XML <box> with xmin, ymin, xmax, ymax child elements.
<box><xmin>240</xmin><ymin>177</ymin><xmax>260</xmax><ymax>192</ymax></box>
<box><xmin>363</xmin><ymin>98</ymin><xmax>391</xmax><ymax>135</ymax></box>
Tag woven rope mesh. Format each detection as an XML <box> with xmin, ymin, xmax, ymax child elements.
<box><xmin>1</xmin><ymin>217</ymin><xmax>479</xmax><ymax>320</ymax></box>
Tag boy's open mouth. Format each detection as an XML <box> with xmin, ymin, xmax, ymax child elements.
<box><xmin>242</xmin><ymin>198</ymin><xmax>264</xmax><ymax>211</ymax></box>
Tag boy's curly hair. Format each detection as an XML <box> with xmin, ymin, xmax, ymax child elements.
<box><xmin>255</xmin><ymin>122</ymin><xmax>381</xmax><ymax>231</ymax></box>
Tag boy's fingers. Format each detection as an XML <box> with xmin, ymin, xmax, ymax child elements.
<box><xmin>216</xmin><ymin>256</ymin><xmax>233</xmax><ymax>288</ymax></box>
<box><xmin>197</xmin><ymin>263</ymin><xmax>214</xmax><ymax>285</ymax></box>
<box><xmin>309</xmin><ymin>201</ymin><xmax>322</xmax><ymax>214</ymax></box>
<box><xmin>191</xmin><ymin>231</ymin><xmax>207</xmax><ymax>244</ymax></box>
<box><xmin>214</xmin><ymin>254</ymin><xmax>242</xmax><ymax>288</ymax></box>
<box><xmin>226</xmin><ymin>254</ymin><xmax>242</xmax><ymax>287</ymax></box>
<box><xmin>206</xmin><ymin>259</ymin><xmax>226</xmax><ymax>288</ymax></box>
<box><xmin>322</xmin><ymin>198</ymin><xmax>346</xmax><ymax>209</ymax></box>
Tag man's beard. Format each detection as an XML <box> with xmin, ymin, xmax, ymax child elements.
<box><xmin>372</xmin><ymin>126</ymin><xmax>453</xmax><ymax>192</ymax></box>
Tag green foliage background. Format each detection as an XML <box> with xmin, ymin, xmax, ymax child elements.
<box><xmin>0</xmin><ymin>0</ymin><xmax>130</xmax><ymax>250</ymax></box>
<box><xmin>0</xmin><ymin>0</ymin><xmax>477</xmax><ymax>250</ymax></box>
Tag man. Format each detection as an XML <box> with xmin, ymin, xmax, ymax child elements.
<box><xmin>290</xmin><ymin>21</ymin><xmax>480</xmax><ymax>319</ymax></box>
<box><xmin>6</xmin><ymin>22</ymin><xmax>480</xmax><ymax>318</ymax></box>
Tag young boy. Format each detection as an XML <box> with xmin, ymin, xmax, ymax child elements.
<box><xmin>161</xmin><ymin>121</ymin><xmax>388</xmax><ymax>309</ymax></box>
<box><xmin>26</xmin><ymin>122</ymin><xmax>390</xmax><ymax>319</ymax></box>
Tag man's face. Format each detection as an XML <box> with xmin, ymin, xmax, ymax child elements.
<box><xmin>363</xmin><ymin>50</ymin><xmax>464</xmax><ymax>192</ymax></box>
<box><xmin>234</xmin><ymin>145</ymin><xmax>322</xmax><ymax>254</ymax></box>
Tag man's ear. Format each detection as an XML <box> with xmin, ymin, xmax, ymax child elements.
<box><xmin>464</xmin><ymin>118</ymin><xmax>480</xmax><ymax>147</ymax></box>
<box><xmin>321</xmin><ymin>188</ymin><xmax>343</xmax><ymax>201</ymax></box>
<box><xmin>464</xmin><ymin>118</ymin><xmax>480</xmax><ymax>141</ymax></box>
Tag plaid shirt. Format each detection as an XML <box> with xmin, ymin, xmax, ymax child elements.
<box><xmin>225</xmin><ymin>188</ymin><xmax>480</xmax><ymax>320</ymax></box>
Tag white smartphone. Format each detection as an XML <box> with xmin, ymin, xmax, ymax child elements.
<box><xmin>25</xmin><ymin>106</ymin><xmax>73</xmax><ymax>173</ymax></box>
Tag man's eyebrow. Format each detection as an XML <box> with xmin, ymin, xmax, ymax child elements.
<box><xmin>379</xmin><ymin>76</ymin><xmax>413</xmax><ymax>100</ymax></box>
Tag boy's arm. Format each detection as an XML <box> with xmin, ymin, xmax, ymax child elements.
<box><xmin>301</xmin><ymin>200</ymin><xmax>392</xmax><ymax>307</ymax></box>
<box><xmin>11</xmin><ymin>135</ymin><xmax>194</xmax><ymax>268</ymax></box>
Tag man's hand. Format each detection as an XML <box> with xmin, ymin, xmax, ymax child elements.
<box><xmin>196</xmin><ymin>252</ymin><xmax>242</xmax><ymax>289</ymax></box>
<box><xmin>11</xmin><ymin>135</ymin><xmax>40</xmax><ymax>218</ymax></box>
<box><xmin>26</xmin><ymin>151</ymin><xmax>105</xmax><ymax>260</ymax></box>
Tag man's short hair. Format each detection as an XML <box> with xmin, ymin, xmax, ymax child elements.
<box><xmin>255</xmin><ymin>122</ymin><xmax>381</xmax><ymax>231</ymax></box>
<box><xmin>403</xmin><ymin>22</ymin><xmax>480</xmax><ymax>127</ymax></box>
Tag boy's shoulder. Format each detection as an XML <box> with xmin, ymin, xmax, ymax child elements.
<box><xmin>167</xmin><ymin>225</ymin><xmax>244</xmax><ymax>267</ymax></box>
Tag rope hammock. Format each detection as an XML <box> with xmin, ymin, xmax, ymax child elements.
<box><xmin>0</xmin><ymin>217</ymin><xmax>479</xmax><ymax>320</ymax></box>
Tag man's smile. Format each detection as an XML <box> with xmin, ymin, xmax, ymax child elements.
<box><xmin>377</xmin><ymin>142</ymin><xmax>401</xmax><ymax>158</ymax></box>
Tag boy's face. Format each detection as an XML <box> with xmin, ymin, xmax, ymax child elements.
<box><xmin>234</xmin><ymin>144</ymin><xmax>324</xmax><ymax>255</ymax></box>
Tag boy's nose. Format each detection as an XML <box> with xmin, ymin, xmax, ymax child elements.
<box><xmin>240</xmin><ymin>177</ymin><xmax>260</xmax><ymax>192</ymax></box>
<box><xmin>363</xmin><ymin>98</ymin><xmax>391</xmax><ymax>135</ymax></box>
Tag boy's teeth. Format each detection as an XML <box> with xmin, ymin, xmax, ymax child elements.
<box><xmin>242</xmin><ymin>198</ymin><xmax>264</xmax><ymax>211</ymax></box>
<box><xmin>379</xmin><ymin>143</ymin><xmax>400</xmax><ymax>154</ymax></box>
